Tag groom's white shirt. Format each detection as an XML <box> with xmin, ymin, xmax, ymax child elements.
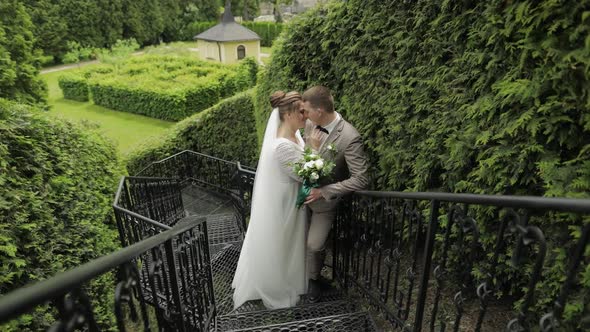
<box><xmin>322</xmin><ymin>112</ymin><xmax>341</xmax><ymax>134</ymax></box>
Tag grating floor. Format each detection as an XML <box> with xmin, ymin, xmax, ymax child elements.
<box><xmin>179</xmin><ymin>184</ymin><xmax>377</xmax><ymax>331</ymax></box>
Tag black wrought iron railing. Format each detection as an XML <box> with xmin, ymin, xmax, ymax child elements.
<box><xmin>0</xmin><ymin>216</ymin><xmax>214</xmax><ymax>331</ymax></box>
<box><xmin>332</xmin><ymin>191</ymin><xmax>590</xmax><ymax>331</ymax></box>
<box><xmin>113</xmin><ymin>176</ymin><xmax>185</xmax><ymax>250</ymax></box>
<box><xmin>135</xmin><ymin>150</ymin><xmax>256</xmax><ymax>233</ymax></box>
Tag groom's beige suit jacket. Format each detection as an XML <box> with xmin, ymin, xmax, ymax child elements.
<box><xmin>303</xmin><ymin>116</ymin><xmax>369</xmax><ymax>213</ymax></box>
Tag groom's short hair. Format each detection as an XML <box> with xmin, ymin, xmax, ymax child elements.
<box><xmin>302</xmin><ymin>86</ymin><xmax>335</xmax><ymax>113</ymax></box>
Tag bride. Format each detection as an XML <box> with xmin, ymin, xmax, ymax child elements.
<box><xmin>232</xmin><ymin>91</ymin><xmax>320</xmax><ymax>309</ymax></box>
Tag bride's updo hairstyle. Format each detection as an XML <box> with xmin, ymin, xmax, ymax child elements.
<box><xmin>270</xmin><ymin>90</ymin><xmax>302</xmax><ymax>121</ymax></box>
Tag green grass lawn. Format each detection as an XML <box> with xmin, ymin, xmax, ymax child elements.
<box><xmin>42</xmin><ymin>69</ymin><xmax>175</xmax><ymax>156</ymax></box>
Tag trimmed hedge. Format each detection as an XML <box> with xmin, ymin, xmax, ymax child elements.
<box><xmin>0</xmin><ymin>98</ymin><xmax>123</xmax><ymax>330</ymax></box>
<box><xmin>58</xmin><ymin>73</ymin><xmax>89</xmax><ymax>101</ymax></box>
<box><xmin>126</xmin><ymin>89</ymin><xmax>258</xmax><ymax>174</ymax></box>
<box><xmin>242</xmin><ymin>22</ymin><xmax>284</xmax><ymax>47</ymax></box>
<box><xmin>186</xmin><ymin>21</ymin><xmax>283</xmax><ymax>47</ymax></box>
<box><xmin>256</xmin><ymin>0</ymin><xmax>590</xmax><ymax>326</ymax></box>
<box><xmin>60</xmin><ymin>55</ymin><xmax>258</xmax><ymax>121</ymax></box>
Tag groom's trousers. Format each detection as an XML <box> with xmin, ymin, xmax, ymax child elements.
<box><xmin>306</xmin><ymin>207</ymin><xmax>336</xmax><ymax>280</ymax></box>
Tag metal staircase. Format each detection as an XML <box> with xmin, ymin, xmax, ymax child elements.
<box><xmin>179</xmin><ymin>183</ymin><xmax>378</xmax><ymax>331</ymax></box>
<box><xmin>1</xmin><ymin>150</ymin><xmax>588</xmax><ymax>332</ymax></box>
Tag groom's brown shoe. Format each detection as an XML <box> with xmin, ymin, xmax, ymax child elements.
<box><xmin>308</xmin><ymin>279</ymin><xmax>321</xmax><ymax>303</ymax></box>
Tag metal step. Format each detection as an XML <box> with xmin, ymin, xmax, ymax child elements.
<box><xmin>210</xmin><ymin>243</ymin><xmax>242</xmax><ymax>315</ymax></box>
<box><xmin>217</xmin><ymin>300</ymin><xmax>358</xmax><ymax>330</ymax></box>
<box><xmin>229</xmin><ymin>289</ymin><xmax>348</xmax><ymax>314</ymax></box>
<box><xmin>224</xmin><ymin>311</ymin><xmax>378</xmax><ymax>332</ymax></box>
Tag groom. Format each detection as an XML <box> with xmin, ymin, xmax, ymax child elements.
<box><xmin>302</xmin><ymin>86</ymin><xmax>369</xmax><ymax>301</ymax></box>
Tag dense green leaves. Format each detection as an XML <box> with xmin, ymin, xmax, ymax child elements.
<box><xmin>0</xmin><ymin>99</ymin><xmax>122</xmax><ymax>330</ymax></box>
<box><xmin>20</xmin><ymin>0</ymin><xmax>225</xmax><ymax>63</ymax></box>
<box><xmin>127</xmin><ymin>89</ymin><xmax>259</xmax><ymax>173</ymax></box>
<box><xmin>0</xmin><ymin>0</ymin><xmax>46</xmax><ymax>103</ymax></box>
<box><xmin>257</xmin><ymin>0</ymin><xmax>590</xmax><ymax>325</ymax></box>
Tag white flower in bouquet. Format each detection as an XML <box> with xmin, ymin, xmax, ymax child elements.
<box><xmin>304</xmin><ymin>161</ymin><xmax>315</xmax><ymax>170</ymax></box>
<box><xmin>314</xmin><ymin>159</ymin><xmax>324</xmax><ymax>170</ymax></box>
<box><xmin>310</xmin><ymin>172</ymin><xmax>319</xmax><ymax>182</ymax></box>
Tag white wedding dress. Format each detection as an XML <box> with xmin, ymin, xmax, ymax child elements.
<box><xmin>232</xmin><ymin>109</ymin><xmax>307</xmax><ymax>309</ymax></box>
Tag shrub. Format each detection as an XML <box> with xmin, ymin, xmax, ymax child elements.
<box><xmin>242</xmin><ymin>21</ymin><xmax>283</xmax><ymax>47</ymax></box>
<box><xmin>127</xmin><ymin>89</ymin><xmax>258</xmax><ymax>174</ymax></box>
<box><xmin>62</xmin><ymin>41</ymin><xmax>95</xmax><ymax>64</ymax></box>
<box><xmin>0</xmin><ymin>98</ymin><xmax>123</xmax><ymax>330</ymax></box>
<box><xmin>256</xmin><ymin>0</ymin><xmax>590</xmax><ymax>326</ymax></box>
<box><xmin>58</xmin><ymin>73</ymin><xmax>89</xmax><ymax>101</ymax></box>
<box><xmin>60</xmin><ymin>55</ymin><xmax>258</xmax><ymax>121</ymax></box>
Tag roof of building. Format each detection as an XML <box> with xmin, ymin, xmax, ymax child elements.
<box><xmin>194</xmin><ymin>1</ymin><xmax>261</xmax><ymax>42</ymax></box>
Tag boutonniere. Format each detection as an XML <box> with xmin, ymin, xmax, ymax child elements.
<box><xmin>326</xmin><ymin>143</ymin><xmax>338</xmax><ymax>155</ymax></box>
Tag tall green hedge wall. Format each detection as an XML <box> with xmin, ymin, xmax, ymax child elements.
<box><xmin>256</xmin><ymin>0</ymin><xmax>590</xmax><ymax>325</ymax></box>
<box><xmin>186</xmin><ymin>21</ymin><xmax>283</xmax><ymax>47</ymax></box>
<box><xmin>258</xmin><ymin>0</ymin><xmax>590</xmax><ymax>197</ymax></box>
<box><xmin>0</xmin><ymin>99</ymin><xmax>122</xmax><ymax>330</ymax></box>
<box><xmin>127</xmin><ymin>89</ymin><xmax>258</xmax><ymax>174</ymax></box>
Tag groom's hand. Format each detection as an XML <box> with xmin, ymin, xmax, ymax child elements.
<box><xmin>304</xmin><ymin>188</ymin><xmax>323</xmax><ymax>205</ymax></box>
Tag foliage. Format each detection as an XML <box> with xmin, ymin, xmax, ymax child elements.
<box><xmin>126</xmin><ymin>89</ymin><xmax>258</xmax><ymax>174</ymax></box>
<box><xmin>186</xmin><ymin>21</ymin><xmax>283</xmax><ymax>46</ymax></box>
<box><xmin>58</xmin><ymin>73</ymin><xmax>89</xmax><ymax>102</ymax></box>
<box><xmin>21</xmin><ymin>0</ymin><xmax>68</xmax><ymax>65</ymax></box>
<box><xmin>242</xmin><ymin>22</ymin><xmax>283</xmax><ymax>47</ymax></box>
<box><xmin>95</xmin><ymin>38</ymin><xmax>141</xmax><ymax>68</ymax></box>
<box><xmin>256</xmin><ymin>0</ymin><xmax>590</xmax><ymax>326</ymax></box>
<box><xmin>60</xmin><ymin>55</ymin><xmax>257</xmax><ymax>121</ymax></box>
<box><xmin>228</xmin><ymin>0</ymin><xmax>260</xmax><ymax>21</ymax></box>
<box><xmin>20</xmin><ymin>0</ymin><xmax>223</xmax><ymax>63</ymax></box>
<box><xmin>0</xmin><ymin>98</ymin><xmax>123</xmax><ymax>330</ymax></box>
<box><xmin>183</xmin><ymin>21</ymin><xmax>217</xmax><ymax>41</ymax></box>
<box><xmin>62</xmin><ymin>41</ymin><xmax>95</xmax><ymax>65</ymax></box>
<box><xmin>0</xmin><ymin>0</ymin><xmax>46</xmax><ymax>104</ymax></box>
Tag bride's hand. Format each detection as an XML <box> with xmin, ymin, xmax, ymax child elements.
<box><xmin>309</xmin><ymin>129</ymin><xmax>323</xmax><ymax>151</ymax></box>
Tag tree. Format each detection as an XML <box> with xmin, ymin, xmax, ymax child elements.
<box><xmin>229</xmin><ymin>0</ymin><xmax>260</xmax><ymax>21</ymax></box>
<box><xmin>0</xmin><ymin>0</ymin><xmax>46</xmax><ymax>104</ymax></box>
<box><xmin>58</xmin><ymin>0</ymin><xmax>104</xmax><ymax>48</ymax></box>
<box><xmin>122</xmin><ymin>0</ymin><xmax>164</xmax><ymax>45</ymax></box>
<box><xmin>97</xmin><ymin>0</ymin><xmax>124</xmax><ymax>47</ymax></box>
<box><xmin>262</xmin><ymin>0</ymin><xmax>290</xmax><ymax>22</ymax></box>
<box><xmin>21</xmin><ymin>0</ymin><xmax>68</xmax><ymax>63</ymax></box>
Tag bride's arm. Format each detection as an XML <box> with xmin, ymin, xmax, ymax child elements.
<box><xmin>275</xmin><ymin>142</ymin><xmax>304</xmax><ymax>182</ymax></box>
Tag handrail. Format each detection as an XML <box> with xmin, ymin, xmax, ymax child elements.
<box><xmin>112</xmin><ymin>205</ymin><xmax>172</xmax><ymax>230</ymax></box>
<box><xmin>237</xmin><ymin>161</ymin><xmax>256</xmax><ymax>175</ymax></box>
<box><xmin>135</xmin><ymin>149</ymin><xmax>239</xmax><ymax>176</ymax></box>
<box><xmin>354</xmin><ymin>190</ymin><xmax>590</xmax><ymax>213</ymax></box>
<box><xmin>0</xmin><ymin>217</ymin><xmax>206</xmax><ymax>322</ymax></box>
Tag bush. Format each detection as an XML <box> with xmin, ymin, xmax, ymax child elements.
<box><xmin>127</xmin><ymin>89</ymin><xmax>258</xmax><ymax>174</ymax></box>
<box><xmin>62</xmin><ymin>41</ymin><xmax>95</xmax><ymax>64</ymax></box>
<box><xmin>183</xmin><ymin>21</ymin><xmax>217</xmax><ymax>41</ymax></box>
<box><xmin>242</xmin><ymin>22</ymin><xmax>283</xmax><ymax>47</ymax></box>
<box><xmin>0</xmin><ymin>98</ymin><xmax>123</xmax><ymax>330</ymax></box>
<box><xmin>256</xmin><ymin>0</ymin><xmax>590</xmax><ymax>326</ymax></box>
<box><xmin>58</xmin><ymin>73</ymin><xmax>89</xmax><ymax>101</ymax></box>
<box><xmin>60</xmin><ymin>55</ymin><xmax>258</xmax><ymax>121</ymax></box>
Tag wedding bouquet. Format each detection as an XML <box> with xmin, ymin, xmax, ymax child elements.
<box><xmin>291</xmin><ymin>144</ymin><xmax>337</xmax><ymax>208</ymax></box>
